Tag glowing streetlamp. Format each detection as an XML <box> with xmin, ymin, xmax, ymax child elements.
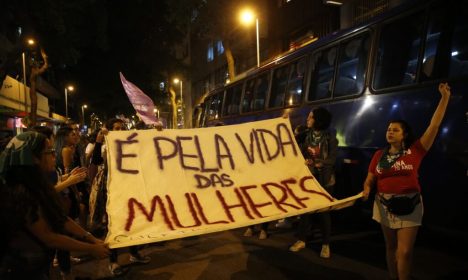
<box><xmin>173</xmin><ymin>78</ymin><xmax>184</xmax><ymax>128</ymax></box>
<box><xmin>240</xmin><ymin>9</ymin><xmax>260</xmax><ymax>67</ymax></box>
<box><xmin>22</xmin><ymin>38</ymin><xmax>36</xmax><ymax>105</ymax></box>
<box><xmin>173</xmin><ymin>78</ymin><xmax>183</xmax><ymax>106</ymax></box>
<box><xmin>153</xmin><ymin>107</ymin><xmax>159</xmax><ymax>119</ymax></box>
<box><xmin>81</xmin><ymin>104</ymin><xmax>87</xmax><ymax>125</ymax></box>
<box><xmin>64</xmin><ymin>85</ymin><xmax>74</xmax><ymax>118</ymax></box>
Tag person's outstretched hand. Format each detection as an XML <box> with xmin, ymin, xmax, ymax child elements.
<box><xmin>438</xmin><ymin>82</ymin><xmax>451</xmax><ymax>98</ymax></box>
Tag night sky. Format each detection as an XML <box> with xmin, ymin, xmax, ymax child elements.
<box><xmin>1</xmin><ymin>0</ymin><xmax>187</xmax><ymax>121</ymax></box>
<box><xmin>62</xmin><ymin>0</ymin><xmax>184</xmax><ymax>120</ymax></box>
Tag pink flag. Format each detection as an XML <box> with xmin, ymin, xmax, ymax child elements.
<box><xmin>120</xmin><ymin>72</ymin><xmax>160</xmax><ymax>125</ymax></box>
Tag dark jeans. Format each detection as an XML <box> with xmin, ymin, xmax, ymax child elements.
<box><xmin>297</xmin><ymin>212</ymin><xmax>331</xmax><ymax>244</ymax></box>
<box><xmin>109</xmin><ymin>246</ymin><xmax>140</xmax><ymax>263</ymax></box>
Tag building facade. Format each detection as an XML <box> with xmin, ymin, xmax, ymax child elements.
<box><xmin>183</xmin><ymin>0</ymin><xmax>408</xmax><ymax>127</ymax></box>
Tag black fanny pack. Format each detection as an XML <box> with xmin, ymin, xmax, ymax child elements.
<box><xmin>379</xmin><ymin>194</ymin><xmax>421</xmax><ymax>216</ymax></box>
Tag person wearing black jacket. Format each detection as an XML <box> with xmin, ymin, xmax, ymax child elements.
<box><xmin>289</xmin><ymin>107</ymin><xmax>338</xmax><ymax>258</ymax></box>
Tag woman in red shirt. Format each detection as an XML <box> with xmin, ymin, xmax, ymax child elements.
<box><xmin>362</xmin><ymin>83</ymin><xmax>451</xmax><ymax>280</ymax></box>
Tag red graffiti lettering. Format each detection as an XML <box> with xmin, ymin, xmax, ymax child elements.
<box><xmin>190</xmin><ymin>193</ymin><xmax>230</xmax><ymax>225</ymax></box>
<box><xmin>125</xmin><ymin>196</ymin><xmax>174</xmax><ymax>231</ymax></box>
<box><xmin>239</xmin><ymin>185</ymin><xmax>272</xmax><ymax>218</ymax></box>
<box><xmin>261</xmin><ymin>182</ymin><xmax>302</xmax><ymax>212</ymax></box>
<box><xmin>215</xmin><ymin>188</ymin><xmax>254</xmax><ymax>222</ymax></box>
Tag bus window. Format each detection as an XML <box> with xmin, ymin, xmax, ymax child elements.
<box><xmin>242</xmin><ymin>73</ymin><xmax>270</xmax><ymax>113</ymax></box>
<box><xmin>223</xmin><ymin>83</ymin><xmax>243</xmax><ymax>116</ymax></box>
<box><xmin>192</xmin><ymin>105</ymin><xmax>202</xmax><ymax>128</ymax></box>
<box><xmin>207</xmin><ymin>92</ymin><xmax>223</xmax><ymax>120</ymax></box>
<box><xmin>202</xmin><ymin>98</ymin><xmax>210</xmax><ymax>125</ymax></box>
<box><xmin>269</xmin><ymin>64</ymin><xmax>290</xmax><ymax>108</ymax></box>
<box><xmin>253</xmin><ymin>73</ymin><xmax>270</xmax><ymax>111</ymax></box>
<box><xmin>373</xmin><ymin>12</ymin><xmax>424</xmax><ymax>89</ymax></box>
<box><xmin>308</xmin><ymin>47</ymin><xmax>337</xmax><ymax>101</ymax></box>
<box><xmin>334</xmin><ymin>34</ymin><xmax>370</xmax><ymax>97</ymax></box>
<box><xmin>421</xmin><ymin>1</ymin><xmax>468</xmax><ymax>80</ymax></box>
<box><xmin>242</xmin><ymin>79</ymin><xmax>255</xmax><ymax>113</ymax></box>
<box><xmin>285</xmin><ymin>57</ymin><xmax>307</xmax><ymax>106</ymax></box>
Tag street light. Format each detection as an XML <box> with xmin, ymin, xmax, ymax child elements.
<box><xmin>153</xmin><ymin>108</ymin><xmax>159</xmax><ymax>119</ymax></box>
<box><xmin>22</xmin><ymin>38</ymin><xmax>35</xmax><ymax>106</ymax></box>
<box><xmin>173</xmin><ymin>78</ymin><xmax>183</xmax><ymax>105</ymax></box>
<box><xmin>240</xmin><ymin>9</ymin><xmax>260</xmax><ymax>67</ymax></box>
<box><xmin>64</xmin><ymin>85</ymin><xmax>74</xmax><ymax>118</ymax></box>
<box><xmin>81</xmin><ymin>104</ymin><xmax>87</xmax><ymax>125</ymax></box>
<box><xmin>173</xmin><ymin>78</ymin><xmax>184</xmax><ymax>128</ymax></box>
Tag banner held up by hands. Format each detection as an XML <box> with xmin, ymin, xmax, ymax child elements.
<box><xmin>104</xmin><ymin>118</ymin><xmax>362</xmax><ymax>248</ymax></box>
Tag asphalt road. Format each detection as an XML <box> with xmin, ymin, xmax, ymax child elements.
<box><xmin>52</xmin><ymin>212</ymin><xmax>467</xmax><ymax>280</ymax></box>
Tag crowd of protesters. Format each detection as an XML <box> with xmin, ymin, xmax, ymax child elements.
<box><xmin>0</xmin><ymin>119</ymin><xmax>153</xmax><ymax>279</ymax></box>
<box><xmin>0</xmin><ymin>83</ymin><xmax>452</xmax><ymax>280</ymax></box>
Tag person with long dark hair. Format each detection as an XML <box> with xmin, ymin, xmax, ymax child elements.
<box><xmin>54</xmin><ymin>126</ymin><xmax>85</xmax><ymax>278</ymax></box>
<box><xmin>0</xmin><ymin>131</ymin><xmax>109</xmax><ymax>279</ymax></box>
<box><xmin>362</xmin><ymin>83</ymin><xmax>451</xmax><ymax>280</ymax></box>
<box><xmin>289</xmin><ymin>107</ymin><xmax>338</xmax><ymax>258</ymax></box>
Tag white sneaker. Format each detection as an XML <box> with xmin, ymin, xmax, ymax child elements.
<box><xmin>289</xmin><ymin>240</ymin><xmax>306</xmax><ymax>252</ymax></box>
<box><xmin>129</xmin><ymin>254</ymin><xmax>151</xmax><ymax>264</ymax></box>
<box><xmin>320</xmin><ymin>244</ymin><xmax>330</xmax><ymax>258</ymax></box>
<box><xmin>275</xmin><ymin>220</ymin><xmax>292</xmax><ymax>229</ymax></box>
<box><xmin>108</xmin><ymin>263</ymin><xmax>127</xmax><ymax>276</ymax></box>
<box><xmin>258</xmin><ymin>230</ymin><xmax>267</xmax><ymax>240</ymax></box>
<box><xmin>70</xmin><ymin>256</ymin><xmax>82</xmax><ymax>264</ymax></box>
<box><xmin>243</xmin><ymin>228</ymin><xmax>253</xmax><ymax>237</ymax></box>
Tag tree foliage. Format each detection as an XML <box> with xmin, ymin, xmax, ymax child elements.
<box><xmin>1</xmin><ymin>0</ymin><xmax>189</xmax><ymax>118</ymax></box>
<box><xmin>191</xmin><ymin>0</ymin><xmax>251</xmax><ymax>79</ymax></box>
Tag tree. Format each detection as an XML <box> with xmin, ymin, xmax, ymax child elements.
<box><xmin>1</xmin><ymin>0</ymin><xmax>192</xmax><ymax>120</ymax></box>
<box><xmin>0</xmin><ymin>0</ymin><xmax>109</xmax><ymax>89</ymax></box>
<box><xmin>191</xmin><ymin>0</ymin><xmax>243</xmax><ymax>79</ymax></box>
<box><xmin>28</xmin><ymin>48</ymin><xmax>49</xmax><ymax>126</ymax></box>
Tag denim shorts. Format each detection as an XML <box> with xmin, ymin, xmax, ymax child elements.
<box><xmin>372</xmin><ymin>192</ymin><xmax>423</xmax><ymax>229</ymax></box>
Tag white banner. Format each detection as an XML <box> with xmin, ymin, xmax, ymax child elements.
<box><xmin>105</xmin><ymin>118</ymin><xmax>361</xmax><ymax>248</ymax></box>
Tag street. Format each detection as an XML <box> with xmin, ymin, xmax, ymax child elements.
<box><xmin>54</xmin><ymin>211</ymin><xmax>467</xmax><ymax>280</ymax></box>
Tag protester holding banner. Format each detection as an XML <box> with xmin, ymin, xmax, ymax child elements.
<box><xmin>89</xmin><ymin>118</ymin><xmax>150</xmax><ymax>277</ymax></box>
<box><xmin>289</xmin><ymin>107</ymin><xmax>337</xmax><ymax>258</ymax></box>
<box><xmin>362</xmin><ymin>83</ymin><xmax>451</xmax><ymax>280</ymax></box>
<box><xmin>0</xmin><ymin>132</ymin><xmax>109</xmax><ymax>279</ymax></box>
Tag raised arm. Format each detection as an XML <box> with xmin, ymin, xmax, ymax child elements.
<box><xmin>91</xmin><ymin>128</ymin><xmax>108</xmax><ymax>165</ymax></box>
<box><xmin>420</xmin><ymin>83</ymin><xmax>451</xmax><ymax>151</ymax></box>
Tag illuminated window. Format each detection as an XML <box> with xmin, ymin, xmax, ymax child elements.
<box><xmin>216</xmin><ymin>40</ymin><xmax>224</xmax><ymax>55</ymax></box>
<box><xmin>207</xmin><ymin>42</ymin><xmax>214</xmax><ymax>62</ymax></box>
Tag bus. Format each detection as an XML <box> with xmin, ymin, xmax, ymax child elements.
<box><xmin>193</xmin><ymin>0</ymin><xmax>467</xmax><ymax>233</ymax></box>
